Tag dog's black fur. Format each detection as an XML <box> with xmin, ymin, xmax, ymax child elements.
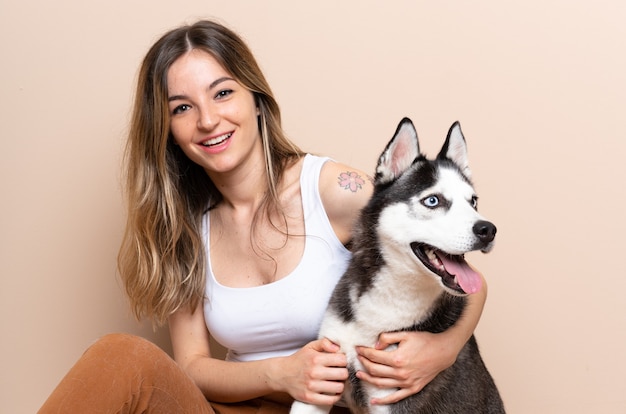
<box><xmin>334</xmin><ymin>119</ymin><xmax>503</xmax><ymax>413</ymax></box>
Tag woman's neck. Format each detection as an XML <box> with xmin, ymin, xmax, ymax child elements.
<box><xmin>207</xmin><ymin>154</ymin><xmax>269</xmax><ymax>213</ymax></box>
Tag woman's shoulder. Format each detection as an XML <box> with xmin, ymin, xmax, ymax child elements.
<box><xmin>318</xmin><ymin>159</ymin><xmax>373</xmax><ymax>244</ymax></box>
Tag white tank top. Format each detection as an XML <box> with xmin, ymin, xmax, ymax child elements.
<box><xmin>203</xmin><ymin>154</ymin><xmax>351</xmax><ymax>362</ymax></box>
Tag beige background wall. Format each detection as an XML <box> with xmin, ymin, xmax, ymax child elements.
<box><xmin>1</xmin><ymin>1</ymin><xmax>624</xmax><ymax>413</ymax></box>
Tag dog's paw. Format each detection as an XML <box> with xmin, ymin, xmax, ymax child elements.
<box><xmin>289</xmin><ymin>400</ymin><xmax>333</xmax><ymax>414</ymax></box>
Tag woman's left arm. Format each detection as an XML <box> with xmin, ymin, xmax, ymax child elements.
<box><xmin>355</xmin><ymin>273</ymin><xmax>488</xmax><ymax>406</ymax></box>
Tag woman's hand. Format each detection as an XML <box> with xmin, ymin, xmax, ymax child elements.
<box><xmin>355</xmin><ymin>330</ymin><xmax>459</xmax><ymax>405</ymax></box>
<box><xmin>278</xmin><ymin>338</ymin><xmax>349</xmax><ymax>405</ymax></box>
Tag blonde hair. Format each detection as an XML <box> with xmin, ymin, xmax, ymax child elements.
<box><xmin>118</xmin><ymin>20</ymin><xmax>304</xmax><ymax>325</ymax></box>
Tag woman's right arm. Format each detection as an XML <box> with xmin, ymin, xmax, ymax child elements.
<box><xmin>168</xmin><ymin>302</ymin><xmax>348</xmax><ymax>405</ymax></box>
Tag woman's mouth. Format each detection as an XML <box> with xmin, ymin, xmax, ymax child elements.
<box><xmin>201</xmin><ymin>132</ymin><xmax>232</xmax><ymax>147</ymax></box>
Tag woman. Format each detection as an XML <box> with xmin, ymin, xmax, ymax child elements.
<box><xmin>39</xmin><ymin>20</ymin><xmax>487</xmax><ymax>413</ymax></box>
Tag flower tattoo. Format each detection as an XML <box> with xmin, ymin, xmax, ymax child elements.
<box><xmin>338</xmin><ymin>171</ymin><xmax>366</xmax><ymax>192</ymax></box>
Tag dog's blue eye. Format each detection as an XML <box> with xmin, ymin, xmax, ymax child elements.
<box><xmin>423</xmin><ymin>195</ymin><xmax>439</xmax><ymax>208</ymax></box>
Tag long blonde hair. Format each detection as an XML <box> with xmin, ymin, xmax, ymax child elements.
<box><xmin>118</xmin><ymin>20</ymin><xmax>304</xmax><ymax>325</ymax></box>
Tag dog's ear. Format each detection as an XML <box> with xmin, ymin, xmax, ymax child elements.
<box><xmin>375</xmin><ymin>118</ymin><xmax>420</xmax><ymax>185</ymax></box>
<box><xmin>439</xmin><ymin>121</ymin><xmax>471</xmax><ymax>179</ymax></box>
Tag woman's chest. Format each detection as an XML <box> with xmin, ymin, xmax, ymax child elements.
<box><xmin>209</xmin><ymin>204</ymin><xmax>306</xmax><ymax>287</ymax></box>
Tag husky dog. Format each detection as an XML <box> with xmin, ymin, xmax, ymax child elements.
<box><xmin>291</xmin><ymin>119</ymin><xmax>504</xmax><ymax>414</ymax></box>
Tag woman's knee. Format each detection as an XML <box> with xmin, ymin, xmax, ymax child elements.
<box><xmin>85</xmin><ymin>333</ymin><xmax>169</xmax><ymax>369</ymax></box>
<box><xmin>92</xmin><ymin>333</ymin><xmax>159</xmax><ymax>350</ymax></box>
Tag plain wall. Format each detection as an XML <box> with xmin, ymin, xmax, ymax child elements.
<box><xmin>1</xmin><ymin>1</ymin><xmax>625</xmax><ymax>413</ymax></box>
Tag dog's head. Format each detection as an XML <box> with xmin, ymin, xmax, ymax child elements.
<box><xmin>372</xmin><ymin>118</ymin><xmax>496</xmax><ymax>296</ymax></box>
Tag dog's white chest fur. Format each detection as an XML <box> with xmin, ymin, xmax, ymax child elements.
<box><xmin>321</xmin><ymin>262</ymin><xmax>442</xmax><ymax>350</ymax></box>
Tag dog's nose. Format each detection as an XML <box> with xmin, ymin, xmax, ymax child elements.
<box><xmin>473</xmin><ymin>220</ymin><xmax>497</xmax><ymax>243</ymax></box>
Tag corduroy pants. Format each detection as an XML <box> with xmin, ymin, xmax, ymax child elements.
<box><xmin>38</xmin><ymin>333</ymin><xmax>350</xmax><ymax>414</ymax></box>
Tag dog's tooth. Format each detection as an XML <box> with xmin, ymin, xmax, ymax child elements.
<box><xmin>426</xmin><ymin>249</ymin><xmax>444</xmax><ymax>269</ymax></box>
<box><xmin>426</xmin><ymin>249</ymin><xmax>436</xmax><ymax>260</ymax></box>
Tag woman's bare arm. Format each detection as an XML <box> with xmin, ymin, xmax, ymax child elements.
<box><xmin>168</xmin><ymin>302</ymin><xmax>348</xmax><ymax>405</ymax></box>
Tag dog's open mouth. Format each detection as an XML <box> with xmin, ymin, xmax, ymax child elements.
<box><xmin>410</xmin><ymin>242</ymin><xmax>483</xmax><ymax>294</ymax></box>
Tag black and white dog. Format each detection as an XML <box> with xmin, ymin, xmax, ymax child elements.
<box><xmin>291</xmin><ymin>119</ymin><xmax>504</xmax><ymax>413</ymax></box>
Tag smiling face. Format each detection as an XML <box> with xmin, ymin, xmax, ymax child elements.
<box><xmin>167</xmin><ymin>49</ymin><xmax>262</xmax><ymax>177</ymax></box>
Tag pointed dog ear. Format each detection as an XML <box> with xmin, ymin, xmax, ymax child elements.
<box><xmin>376</xmin><ymin>118</ymin><xmax>420</xmax><ymax>185</ymax></box>
<box><xmin>438</xmin><ymin>121</ymin><xmax>471</xmax><ymax>180</ymax></box>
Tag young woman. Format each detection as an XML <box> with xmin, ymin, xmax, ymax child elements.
<box><xmin>39</xmin><ymin>20</ymin><xmax>487</xmax><ymax>413</ymax></box>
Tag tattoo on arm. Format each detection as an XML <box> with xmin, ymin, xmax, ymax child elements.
<box><xmin>338</xmin><ymin>171</ymin><xmax>366</xmax><ymax>192</ymax></box>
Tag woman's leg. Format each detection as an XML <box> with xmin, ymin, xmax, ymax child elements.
<box><xmin>38</xmin><ymin>333</ymin><xmax>213</xmax><ymax>414</ymax></box>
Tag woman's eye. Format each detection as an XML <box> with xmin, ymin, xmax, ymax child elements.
<box><xmin>172</xmin><ymin>104</ymin><xmax>191</xmax><ymax>115</ymax></box>
<box><xmin>215</xmin><ymin>89</ymin><xmax>233</xmax><ymax>99</ymax></box>
<box><xmin>423</xmin><ymin>195</ymin><xmax>439</xmax><ymax>208</ymax></box>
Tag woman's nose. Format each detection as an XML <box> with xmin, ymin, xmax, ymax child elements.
<box><xmin>197</xmin><ymin>106</ymin><xmax>219</xmax><ymax>130</ymax></box>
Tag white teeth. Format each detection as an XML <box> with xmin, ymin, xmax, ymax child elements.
<box><xmin>425</xmin><ymin>248</ymin><xmax>445</xmax><ymax>271</ymax></box>
<box><xmin>202</xmin><ymin>132</ymin><xmax>232</xmax><ymax>146</ymax></box>
<box><xmin>425</xmin><ymin>249</ymin><xmax>436</xmax><ymax>261</ymax></box>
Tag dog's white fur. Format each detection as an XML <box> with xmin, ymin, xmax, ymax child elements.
<box><xmin>291</xmin><ymin>121</ymin><xmax>497</xmax><ymax>414</ymax></box>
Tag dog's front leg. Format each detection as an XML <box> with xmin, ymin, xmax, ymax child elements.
<box><xmin>289</xmin><ymin>401</ymin><xmax>332</xmax><ymax>414</ymax></box>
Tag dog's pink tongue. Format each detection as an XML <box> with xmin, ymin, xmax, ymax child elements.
<box><xmin>439</xmin><ymin>255</ymin><xmax>483</xmax><ymax>294</ymax></box>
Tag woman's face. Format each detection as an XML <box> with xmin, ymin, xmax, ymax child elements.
<box><xmin>167</xmin><ymin>49</ymin><xmax>261</xmax><ymax>176</ymax></box>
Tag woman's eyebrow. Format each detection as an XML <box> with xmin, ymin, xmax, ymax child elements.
<box><xmin>209</xmin><ymin>76</ymin><xmax>235</xmax><ymax>89</ymax></box>
<box><xmin>168</xmin><ymin>76</ymin><xmax>235</xmax><ymax>102</ymax></box>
